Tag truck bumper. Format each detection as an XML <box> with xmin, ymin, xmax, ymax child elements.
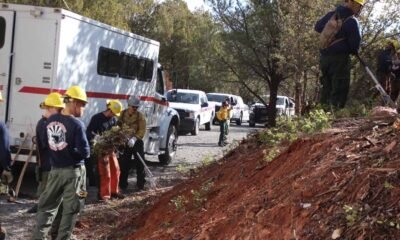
<box><xmin>178</xmin><ymin>118</ymin><xmax>196</xmax><ymax>132</ymax></box>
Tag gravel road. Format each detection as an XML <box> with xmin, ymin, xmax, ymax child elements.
<box><xmin>0</xmin><ymin>123</ymin><xmax>258</xmax><ymax>239</ymax></box>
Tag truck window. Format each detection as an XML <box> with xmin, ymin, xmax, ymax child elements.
<box><xmin>156</xmin><ymin>68</ymin><xmax>164</xmax><ymax>94</ymax></box>
<box><xmin>0</xmin><ymin>17</ymin><xmax>5</xmax><ymax>49</ymax></box>
<box><xmin>120</xmin><ymin>53</ymin><xmax>138</xmax><ymax>80</ymax></box>
<box><xmin>97</xmin><ymin>47</ymin><xmax>119</xmax><ymax>77</ymax></box>
<box><xmin>144</xmin><ymin>60</ymin><xmax>154</xmax><ymax>82</ymax></box>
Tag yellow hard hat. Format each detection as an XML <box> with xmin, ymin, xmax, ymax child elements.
<box><xmin>353</xmin><ymin>0</ymin><xmax>365</xmax><ymax>6</ymax></box>
<box><xmin>106</xmin><ymin>99</ymin><xmax>122</xmax><ymax>116</ymax></box>
<box><xmin>40</xmin><ymin>92</ymin><xmax>65</xmax><ymax>109</ymax></box>
<box><xmin>64</xmin><ymin>86</ymin><xmax>88</xmax><ymax>103</ymax></box>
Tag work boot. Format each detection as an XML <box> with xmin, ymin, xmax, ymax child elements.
<box><xmin>111</xmin><ymin>193</ymin><xmax>125</xmax><ymax>199</ymax></box>
<box><xmin>27</xmin><ymin>204</ymin><xmax>38</xmax><ymax>214</ymax></box>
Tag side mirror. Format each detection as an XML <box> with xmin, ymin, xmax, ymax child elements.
<box><xmin>201</xmin><ymin>102</ymin><xmax>208</xmax><ymax>107</ymax></box>
<box><xmin>161</xmin><ymin>97</ymin><xmax>167</xmax><ymax>102</ymax></box>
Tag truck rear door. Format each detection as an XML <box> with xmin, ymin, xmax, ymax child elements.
<box><xmin>0</xmin><ymin>10</ymin><xmax>15</xmax><ymax>122</ymax></box>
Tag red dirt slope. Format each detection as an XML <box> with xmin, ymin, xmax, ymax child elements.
<box><xmin>120</xmin><ymin>117</ymin><xmax>400</xmax><ymax>240</ymax></box>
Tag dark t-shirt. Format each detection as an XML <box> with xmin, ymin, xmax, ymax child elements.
<box><xmin>45</xmin><ymin>114</ymin><xmax>90</xmax><ymax>168</ymax></box>
<box><xmin>86</xmin><ymin>111</ymin><xmax>117</xmax><ymax>144</ymax></box>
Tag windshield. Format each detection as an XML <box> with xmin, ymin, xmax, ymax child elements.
<box><xmin>206</xmin><ymin>94</ymin><xmax>227</xmax><ymax>103</ymax></box>
<box><xmin>253</xmin><ymin>96</ymin><xmax>285</xmax><ymax>105</ymax></box>
<box><xmin>167</xmin><ymin>91</ymin><xmax>199</xmax><ymax>104</ymax></box>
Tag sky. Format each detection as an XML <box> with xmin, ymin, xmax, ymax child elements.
<box><xmin>183</xmin><ymin>0</ymin><xmax>210</xmax><ymax>12</ymax></box>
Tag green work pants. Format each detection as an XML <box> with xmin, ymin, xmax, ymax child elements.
<box><xmin>32</xmin><ymin>165</ymin><xmax>86</xmax><ymax>240</ymax></box>
<box><xmin>218</xmin><ymin>120</ymin><xmax>228</xmax><ymax>144</ymax></box>
<box><xmin>36</xmin><ymin>171</ymin><xmax>49</xmax><ymax>198</ymax></box>
<box><xmin>319</xmin><ymin>54</ymin><xmax>351</xmax><ymax>109</ymax></box>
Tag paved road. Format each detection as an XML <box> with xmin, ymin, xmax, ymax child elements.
<box><xmin>0</xmin><ymin>123</ymin><xmax>258</xmax><ymax>239</ymax></box>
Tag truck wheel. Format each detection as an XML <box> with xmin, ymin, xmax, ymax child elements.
<box><xmin>191</xmin><ymin>118</ymin><xmax>200</xmax><ymax>135</ymax></box>
<box><xmin>236</xmin><ymin>112</ymin><xmax>243</xmax><ymax>126</ymax></box>
<box><xmin>158</xmin><ymin>125</ymin><xmax>178</xmax><ymax>165</ymax></box>
<box><xmin>205</xmin><ymin>115</ymin><xmax>212</xmax><ymax>130</ymax></box>
<box><xmin>249</xmin><ymin>119</ymin><xmax>255</xmax><ymax>127</ymax></box>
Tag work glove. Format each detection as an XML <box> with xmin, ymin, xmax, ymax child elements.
<box><xmin>128</xmin><ymin>136</ymin><xmax>137</xmax><ymax>148</ymax></box>
<box><xmin>1</xmin><ymin>170</ymin><xmax>13</xmax><ymax>184</ymax></box>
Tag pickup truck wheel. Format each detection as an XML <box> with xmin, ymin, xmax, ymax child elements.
<box><xmin>249</xmin><ymin>119</ymin><xmax>255</xmax><ymax>127</ymax></box>
<box><xmin>158</xmin><ymin>125</ymin><xmax>178</xmax><ymax>165</ymax></box>
<box><xmin>236</xmin><ymin>112</ymin><xmax>243</xmax><ymax>126</ymax></box>
<box><xmin>205</xmin><ymin>115</ymin><xmax>212</xmax><ymax>130</ymax></box>
<box><xmin>191</xmin><ymin>118</ymin><xmax>200</xmax><ymax>135</ymax></box>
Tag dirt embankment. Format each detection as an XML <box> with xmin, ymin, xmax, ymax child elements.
<box><xmin>114</xmin><ymin>117</ymin><xmax>400</xmax><ymax>240</ymax></box>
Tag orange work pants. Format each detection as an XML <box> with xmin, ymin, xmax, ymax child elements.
<box><xmin>98</xmin><ymin>152</ymin><xmax>120</xmax><ymax>200</ymax></box>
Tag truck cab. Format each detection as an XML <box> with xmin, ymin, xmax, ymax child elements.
<box><xmin>167</xmin><ymin>89</ymin><xmax>214</xmax><ymax>135</ymax></box>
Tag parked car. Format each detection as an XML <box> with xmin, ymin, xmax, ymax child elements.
<box><xmin>167</xmin><ymin>89</ymin><xmax>215</xmax><ymax>135</ymax></box>
<box><xmin>249</xmin><ymin>95</ymin><xmax>295</xmax><ymax>127</ymax></box>
<box><xmin>206</xmin><ymin>93</ymin><xmax>250</xmax><ymax>125</ymax></box>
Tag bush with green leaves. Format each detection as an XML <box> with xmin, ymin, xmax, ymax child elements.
<box><xmin>258</xmin><ymin>109</ymin><xmax>332</xmax><ymax>146</ymax></box>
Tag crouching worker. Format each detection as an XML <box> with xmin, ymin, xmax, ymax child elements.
<box><xmin>87</xmin><ymin>100</ymin><xmax>125</xmax><ymax>201</ymax></box>
<box><xmin>216</xmin><ymin>100</ymin><xmax>231</xmax><ymax>147</ymax></box>
<box><xmin>28</xmin><ymin>93</ymin><xmax>64</xmax><ymax>214</ymax></box>
<box><xmin>33</xmin><ymin>86</ymin><xmax>90</xmax><ymax>240</ymax></box>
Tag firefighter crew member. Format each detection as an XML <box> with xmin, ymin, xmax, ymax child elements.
<box><xmin>315</xmin><ymin>0</ymin><xmax>364</xmax><ymax>109</ymax></box>
<box><xmin>28</xmin><ymin>92</ymin><xmax>65</xmax><ymax>214</ymax></box>
<box><xmin>86</xmin><ymin>100</ymin><xmax>125</xmax><ymax>201</ymax></box>
<box><xmin>0</xmin><ymin>92</ymin><xmax>12</xmax><ymax>240</ymax></box>
<box><xmin>118</xmin><ymin>96</ymin><xmax>146</xmax><ymax>190</ymax></box>
<box><xmin>376</xmin><ymin>39</ymin><xmax>399</xmax><ymax>102</ymax></box>
<box><xmin>0</xmin><ymin>91</ymin><xmax>12</xmax><ymax>187</ymax></box>
<box><xmin>391</xmin><ymin>50</ymin><xmax>400</xmax><ymax>102</ymax></box>
<box><xmin>33</xmin><ymin>86</ymin><xmax>90</xmax><ymax>240</ymax></box>
<box><xmin>216</xmin><ymin>100</ymin><xmax>232</xmax><ymax>147</ymax></box>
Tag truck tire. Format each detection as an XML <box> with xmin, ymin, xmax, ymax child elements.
<box><xmin>236</xmin><ymin>112</ymin><xmax>243</xmax><ymax>126</ymax></box>
<box><xmin>191</xmin><ymin>118</ymin><xmax>200</xmax><ymax>135</ymax></box>
<box><xmin>205</xmin><ymin>114</ymin><xmax>213</xmax><ymax>130</ymax></box>
<box><xmin>158</xmin><ymin>125</ymin><xmax>178</xmax><ymax>165</ymax></box>
<box><xmin>249</xmin><ymin>119</ymin><xmax>255</xmax><ymax>127</ymax></box>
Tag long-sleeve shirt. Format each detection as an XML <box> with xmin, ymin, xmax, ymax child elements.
<box><xmin>216</xmin><ymin>106</ymin><xmax>231</xmax><ymax>121</ymax></box>
<box><xmin>118</xmin><ymin>110</ymin><xmax>146</xmax><ymax>140</ymax></box>
<box><xmin>0</xmin><ymin>122</ymin><xmax>11</xmax><ymax>170</ymax></box>
<box><xmin>36</xmin><ymin>117</ymin><xmax>51</xmax><ymax>171</ymax></box>
<box><xmin>377</xmin><ymin>49</ymin><xmax>394</xmax><ymax>73</ymax></box>
<box><xmin>315</xmin><ymin>5</ymin><xmax>361</xmax><ymax>55</ymax></box>
<box><xmin>86</xmin><ymin>112</ymin><xmax>117</xmax><ymax>144</ymax></box>
<box><xmin>45</xmin><ymin>113</ymin><xmax>90</xmax><ymax>168</ymax></box>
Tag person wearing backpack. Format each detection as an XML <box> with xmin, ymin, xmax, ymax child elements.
<box><xmin>315</xmin><ymin>0</ymin><xmax>364</xmax><ymax>110</ymax></box>
<box><xmin>376</xmin><ymin>40</ymin><xmax>399</xmax><ymax>102</ymax></box>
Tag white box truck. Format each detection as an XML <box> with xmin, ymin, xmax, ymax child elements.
<box><xmin>0</xmin><ymin>3</ymin><xmax>179</xmax><ymax>165</ymax></box>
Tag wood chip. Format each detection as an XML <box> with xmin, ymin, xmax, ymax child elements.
<box><xmin>383</xmin><ymin>141</ymin><xmax>397</xmax><ymax>154</ymax></box>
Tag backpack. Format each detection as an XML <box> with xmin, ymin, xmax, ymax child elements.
<box><xmin>319</xmin><ymin>11</ymin><xmax>351</xmax><ymax>49</ymax></box>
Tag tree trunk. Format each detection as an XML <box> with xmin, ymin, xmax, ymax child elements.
<box><xmin>301</xmin><ymin>70</ymin><xmax>308</xmax><ymax>115</ymax></box>
<box><xmin>294</xmin><ymin>71</ymin><xmax>302</xmax><ymax>115</ymax></box>
<box><xmin>267</xmin><ymin>79</ymin><xmax>279</xmax><ymax>127</ymax></box>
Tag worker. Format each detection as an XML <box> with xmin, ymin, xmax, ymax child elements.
<box><xmin>391</xmin><ymin>49</ymin><xmax>400</xmax><ymax>102</ymax></box>
<box><xmin>86</xmin><ymin>100</ymin><xmax>125</xmax><ymax>201</ymax></box>
<box><xmin>118</xmin><ymin>96</ymin><xmax>146</xmax><ymax>191</ymax></box>
<box><xmin>0</xmin><ymin>92</ymin><xmax>12</xmax><ymax>240</ymax></box>
<box><xmin>33</xmin><ymin>86</ymin><xmax>90</xmax><ymax>240</ymax></box>
<box><xmin>376</xmin><ymin>39</ymin><xmax>399</xmax><ymax>101</ymax></box>
<box><xmin>28</xmin><ymin>92</ymin><xmax>64</xmax><ymax>214</ymax></box>
<box><xmin>216</xmin><ymin>100</ymin><xmax>232</xmax><ymax>147</ymax></box>
<box><xmin>315</xmin><ymin>0</ymin><xmax>364</xmax><ymax>110</ymax></box>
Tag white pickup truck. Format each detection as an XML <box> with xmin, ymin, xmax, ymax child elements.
<box><xmin>166</xmin><ymin>89</ymin><xmax>215</xmax><ymax>135</ymax></box>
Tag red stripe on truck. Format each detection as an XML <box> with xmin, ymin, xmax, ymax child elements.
<box><xmin>19</xmin><ymin>86</ymin><xmax>169</xmax><ymax>106</ymax></box>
